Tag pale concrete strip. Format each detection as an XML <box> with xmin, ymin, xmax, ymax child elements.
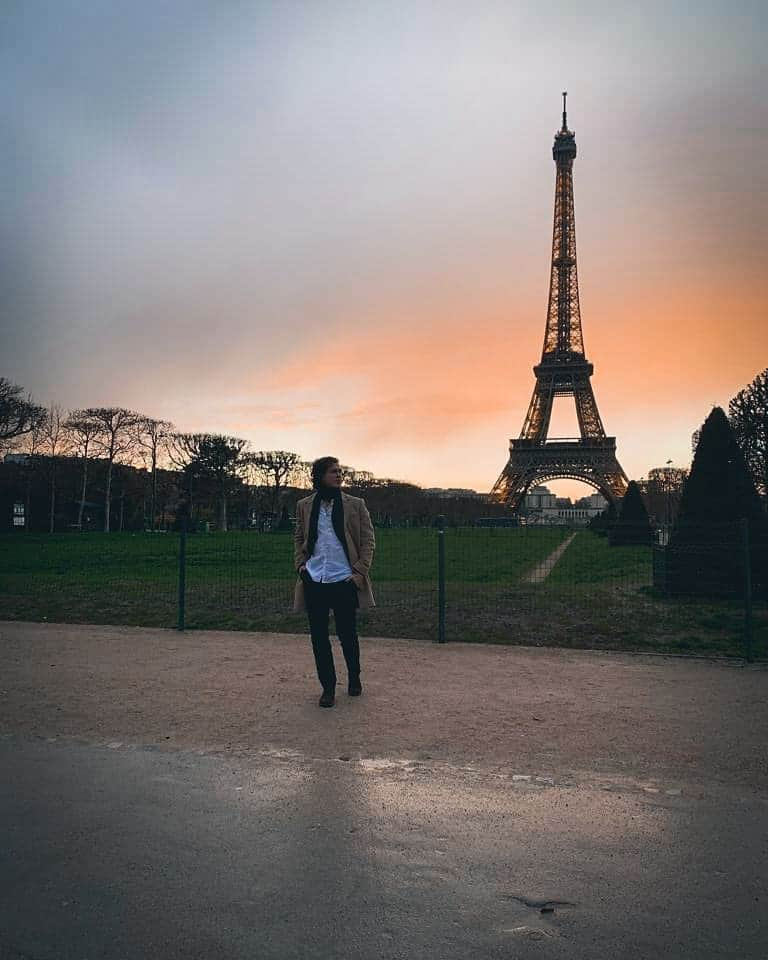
<box><xmin>524</xmin><ymin>530</ymin><xmax>578</xmax><ymax>583</ymax></box>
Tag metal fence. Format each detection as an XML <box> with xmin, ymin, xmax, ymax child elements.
<box><xmin>0</xmin><ymin>517</ymin><xmax>763</xmax><ymax>660</ymax></box>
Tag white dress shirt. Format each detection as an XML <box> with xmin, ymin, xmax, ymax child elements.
<box><xmin>305</xmin><ymin>498</ymin><xmax>354</xmax><ymax>583</ymax></box>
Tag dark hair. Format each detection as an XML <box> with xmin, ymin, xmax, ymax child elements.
<box><xmin>311</xmin><ymin>456</ymin><xmax>340</xmax><ymax>490</ymax></box>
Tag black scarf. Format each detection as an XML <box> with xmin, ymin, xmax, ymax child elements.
<box><xmin>306</xmin><ymin>487</ymin><xmax>351</xmax><ymax>564</ymax></box>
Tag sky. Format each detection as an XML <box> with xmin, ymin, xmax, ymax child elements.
<box><xmin>2</xmin><ymin>0</ymin><xmax>766</xmax><ymax>498</ymax></box>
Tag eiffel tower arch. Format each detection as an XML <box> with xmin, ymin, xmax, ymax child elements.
<box><xmin>490</xmin><ymin>94</ymin><xmax>628</xmax><ymax>512</ymax></box>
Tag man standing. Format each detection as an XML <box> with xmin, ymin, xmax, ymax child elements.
<box><xmin>293</xmin><ymin>457</ymin><xmax>376</xmax><ymax>707</ymax></box>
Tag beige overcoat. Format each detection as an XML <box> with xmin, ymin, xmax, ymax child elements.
<box><xmin>292</xmin><ymin>491</ymin><xmax>376</xmax><ymax>613</ymax></box>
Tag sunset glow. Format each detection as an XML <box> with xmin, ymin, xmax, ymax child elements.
<box><xmin>3</xmin><ymin>2</ymin><xmax>766</xmax><ymax>499</ymax></box>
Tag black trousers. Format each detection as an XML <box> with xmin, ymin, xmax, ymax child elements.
<box><xmin>303</xmin><ymin>575</ymin><xmax>360</xmax><ymax>690</ymax></box>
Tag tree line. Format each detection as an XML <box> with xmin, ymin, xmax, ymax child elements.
<box><xmin>0</xmin><ymin>377</ymin><xmax>510</xmax><ymax>532</ymax></box>
<box><xmin>2</xmin><ymin>367</ymin><xmax>765</xmax><ymax>533</ymax></box>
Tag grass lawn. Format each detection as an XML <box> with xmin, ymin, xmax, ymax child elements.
<box><xmin>0</xmin><ymin>529</ymin><xmax>763</xmax><ymax>658</ymax></box>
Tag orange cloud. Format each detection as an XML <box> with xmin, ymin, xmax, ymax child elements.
<box><xmin>261</xmin><ymin>309</ymin><xmax>534</xmax><ymax>444</ymax></box>
<box><xmin>259</xmin><ymin>273</ymin><xmax>766</xmax><ymax>455</ymax></box>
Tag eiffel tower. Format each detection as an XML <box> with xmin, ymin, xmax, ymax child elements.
<box><xmin>490</xmin><ymin>93</ymin><xmax>629</xmax><ymax>512</ymax></box>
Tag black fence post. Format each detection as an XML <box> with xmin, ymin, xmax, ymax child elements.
<box><xmin>741</xmin><ymin>518</ymin><xmax>753</xmax><ymax>663</ymax></box>
<box><xmin>437</xmin><ymin>514</ymin><xmax>446</xmax><ymax>643</ymax></box>
<box><xmin>177</xmin><ymin>499</ymin><xmax>188</xmax><ymax>632</ymax></box>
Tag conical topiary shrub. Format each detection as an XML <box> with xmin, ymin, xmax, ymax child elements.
<box><xmin>588</xmin><ymin>500</ymin><xmax>617</xmax><ymax>537</ymax></box>
<box><xmin>663</xmin><ymin>406</ymin><xmax>767</xmax><ymax>597</ymax></box>
<box><xmin>609</xmin><ymin>481</ymin><xmax>654</xmax><ymax>546</ymax></box>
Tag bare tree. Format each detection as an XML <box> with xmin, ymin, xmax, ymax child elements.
<box><xmin>729</xmin><ymin>368</ymin><xmax>768</xmax><ymax>501</ymax></box>
<box><xmin>206</xmin><ymin>435</ymin><xmax>249</xmax><ymax>531</ymax></box>
<box><xmin>40</xmin><ymin>404</ymin><xmax>71</xmax><ymax>533</ymax></box>
<box><xmin>345</xmin><ymin>468</ymin><xmax>375</xmax><ymax>489</ymax></box>
<box><xmin>81</xmin><ymin>407</ymin><xmax>142</xmax><ymax>532</ymax></box>
<box><xmin>289</xmin><ymin>459</ymin><xmax>313</xmax><ymax>491</ymax></box>
<box><xmin>246</xmin><ymin>450</ymin><xmax>301</xmax><ymax>514</ymax></box>
<box><xmin>640</xmin><ymin>465</ymin><xmax>688</xmax><ymax>527</ymax></box>
<box><xmin>112</xmin><ymin>462</ymin><xmax>147</xmax><ymax>533</ymax></box>
<box><xmin>241</xmin><ymin>453</ymin><xmax>268</xmax><ymax>522</ymax></box>
<box><xmin>133</xmin><ymin>416</ymin><xmax>175</xmax><ymax>531</ymax></box>
<box><xmin>338</xmin><ymin>463</ymin><xmax>355</xmax><ymax>485</ymax></box>
<box><xmin>64</xmin><ymin>410</ymin><xmax>102</xmax><ymax>531</ymax></box>
<box><xmin>0</xmin><ymin>377</ymin><xmax>47</xmax><ymax>454</ymax></box>
<box><xmin>154</xmin><ymin>467</ymin><xmax>181</xmax><ymax>531</ymax></box>
<box><xmin>169</xmin><ymin>432</ymin><xmax>249</xmax><ymax>531</ymax></box>
<box><xmin>167</xmin><ymin>432</ymin><xmax>201</xmax><ymax>514</ymax></box>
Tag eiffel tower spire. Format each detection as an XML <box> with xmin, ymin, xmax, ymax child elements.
<box><xmin>490</xmin><ymin>96</ymin><xmax>629</xmax><ymax>511</ymax></box>
<box><xmin>543</xmin><ymin>88</ymin><xmax>585</xmax><ymax>362</ymax></box>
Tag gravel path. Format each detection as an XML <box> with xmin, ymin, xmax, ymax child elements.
<box><xmin>1</xmin><ymin>619</ymin><xmax>765</xmax><ymax>788</ymax></box>
<box><xmin>2</xmin><ymin>620</ymin><xmax>767</xmax><ymax>959</ymax></box>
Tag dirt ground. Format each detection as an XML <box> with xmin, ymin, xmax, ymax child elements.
<box><xmin>1</xmin><ymin>619</ymin><xmax>766</xmax><ymax>790</ymax></box>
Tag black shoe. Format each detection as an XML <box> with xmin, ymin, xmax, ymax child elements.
<box><xmin>348</xmin><ymin>676</ymin><xmax>362</xmax><ymax>696</ymax></box>
<box><xmin>319</xmin><ymin>687</ymin><xmax>336</xmax><ymax>707</ymax></box>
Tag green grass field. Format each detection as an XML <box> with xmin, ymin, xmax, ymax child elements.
<box><xmin>0</xmin><ymin>529</ymin><xmax>763</xmax><ymax>658</ymax></box>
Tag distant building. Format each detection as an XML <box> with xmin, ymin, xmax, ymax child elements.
<box><xmin>423</xmin><ymin>487</ymin><xmax>485</xmax><ymax>500</ymax></box>
<box><xmin>573</xmin><ymin>492</ymin><xmax>607</xmax><ymax>511</ymax></box>
<box><xmin>524</xmin><ymin>485</ymin><xmax>557</xmax><ymax>510</ymax></box>
<box><xmin>546</xmin><ymin>506</ymin><xmax>599</xmax><ymax>524</ymax></box>
<box><xmin>523</xmin><ymin>484</ymin><xmax>606</xmax><ymax>525</ymax></box>
<box><xmin>4</xmin><ymin>453</ymin><xmax>29</xmax><ymax>465</ymax></box>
